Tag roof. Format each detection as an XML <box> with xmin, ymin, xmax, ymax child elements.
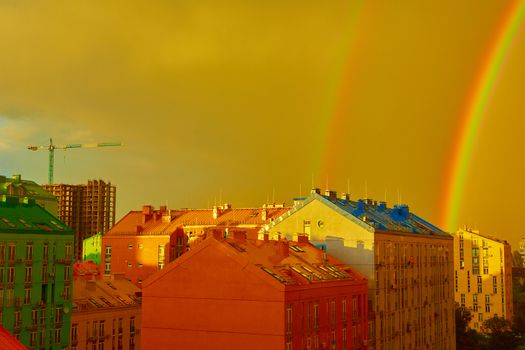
<box><xmin>72</xmin><ymin>275</ymin><xmax>141</xmax><ymax>312</ymax></box>
<box><xmin>145</xmin><ymin>233</ymin><xmax>367</xmax><ymax>288</ymax></box>
<box><xmin>0</xmin><ymin>326</ymin><xmax>26</xmax><ymax>350</ymax></box>
<box><xmin>455</xmin><ymin>227</ymin><xmax>510</xmax><ymax>245</ymax></box>
<box><xmin>0</xmin><ymin>174</ymin><xmax>56</xmax><ymax>202</ymax></box>
<box><xmin>282</xmin><ymin>192</ymin><xmax>449</xmax><ymax>237</ymax></box>
<box><xmin>0</xmin><ymin>195</ymin><xmax>72</xmax><ymax>235</ymax></box>
<box><xmin>106</xmin><ymin>205</ymin><xmax>290</xmax><ymax>236</ymax></box>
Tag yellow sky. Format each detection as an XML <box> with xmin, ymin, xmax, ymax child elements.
<box><xmin>1</xmin><ymin>1</ymin><xmax>524</xmax><ymax>248</ymax></box>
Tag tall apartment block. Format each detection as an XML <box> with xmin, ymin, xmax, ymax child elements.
<box><xmin>453</xmin><ymin>227</ymin><xmax>513</xmax><ymax>330</ymax></box>
<box><xmin>268</xmin><ymin>189</ymin><xmax>456</xmax><ymax>350</ymax></box>
<box><xmin>142</xmin><ymin>231</ymin><xmax>368</xmax><ymax>350</ymax></box>
<box><xmin>44</xmin><ymin>180</ymin><xmax>116</xmax><ymax>259</ymax></box>
<box><xmin>0</xmin><ymin>195</ymin><xmax>74</xmax><ymax>350</ymax></box>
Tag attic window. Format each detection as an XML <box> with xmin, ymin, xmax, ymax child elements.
<box><xmin>36</xmin><ymin>223</ymin><xmax>52</xmax><ymax>231</ymax></box>
<box><xmin>290</xmin><ymin>245</ymin><xmax>304</xmax><ymax>252</ymax></box>
<box><xmin>1</xmin><ymin>218</ymin><xmax>16</xmax><ymax>228</ymax></box>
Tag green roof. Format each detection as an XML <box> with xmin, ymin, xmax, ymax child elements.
<box><xmin>0</xmin><ymin>195</ymin><xmax>72</xmax><ymax>235</ymax></box>
<box><xmin>0</xmin><ymin>175</ymin><xmax>56</xmax><ymax>202</ymax></box>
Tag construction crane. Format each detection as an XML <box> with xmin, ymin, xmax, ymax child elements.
<box><xmin>27</xmin><ymin>138</ymin><xmax>122</xmax><ymax>184</ymax></box>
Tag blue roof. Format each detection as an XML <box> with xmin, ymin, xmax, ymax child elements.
<box><xmin>313</xmin><ymin>194</ymin><xmax>448</xmax><ymax>236</ymax></box>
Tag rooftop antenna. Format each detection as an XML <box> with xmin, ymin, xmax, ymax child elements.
<box><xmin>384</xmin><ymin>187</ymin><xmax>387</xmax><ymax>202</ymax></box>
<box><xmin>311</xmin><ymin>173</ymin><xmax>314</xmax><ymax>189</ymax></box>
<box><xmin>272</xmin><ymin>187</ymin><xmax>275</xmax><ymax>204</ymax></box>
<box><xmin>397</xmin><ymin>188</ymin><xmax>400</xmax><ymax>205</ymax></box>
<box><xmin>325</xmin><ymin>176</ymin><xmax>329</xmax><ymax>190</ymax></box>
<box><xmin>219</xmin><ymin>189</ymin><xmax>222</xmax><ymax>205</ymax></box>
<box><xmin>365</xmin><ymin>180</ymin><xmax>368</xmax><ymax>199</ymax></box>
<box><xmin>347</xmin><ymin>178</ymin><xmax>350</xmax><ymax>195</ymax></box>
<box><xmin>299</xmin><ymin>184</ymin><xmax>302</xmax><ymax>198</ymax></box>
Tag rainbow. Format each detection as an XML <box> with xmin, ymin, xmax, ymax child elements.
<box><xmin>441</xmin><ymin>0</ymin><xmax>525</xmax><ymax>232</ymax></box>
<box><xmin>314</xmin><ymin>1</ymin><xmax>369</xmax><ymax>185</ymax></box>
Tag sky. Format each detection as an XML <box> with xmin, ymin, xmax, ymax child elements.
<box><xmin>1</xmin><ymin>1</ymin><xmax>524</xmax><ymax>248</ymax></box>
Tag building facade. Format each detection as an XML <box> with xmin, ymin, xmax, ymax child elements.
<box><xmin>44</xmin><ymin>179</ymin><xmax>116</xmax><ymax>259</ymax></box>
<box><xmin>268</xmin><ymin>190</ymin><xmax>455</xmax><ymax>350</ymax></box>
<box><xmin>0</xmin><ymin>174</ymin><xmax>58</xmax><ymax>216</ymax></box>
<box><xmin>0</xmin><ymin>195</ymin><xmax>74</xmax><ymax>350</ymax></box>
<box><xmin>453</xmin><ymin>227</ymin><xmax>513</xmax><ymax>330</ymax></box>
<box><xmin>71</xmin><ymin>262</ymin><xmax>141</xmax><ymax>350</ymax></box>
<box><xmin>142</xmin><ymin>232</ymin><xmax>368</xmax><ymax>350</ymax></box>
<box><xmin>102</xmin><ymin>204</ymin><xmax>289</xmax><ymax>287</ymax></box>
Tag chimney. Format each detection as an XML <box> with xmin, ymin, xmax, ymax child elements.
<box><xmin>11</xmin><ymin>174</ymin><xmax>21</xmax><ymax>183</ymax></box>
<box><xmin>277</xmin><ymin>240</ymin><xmax>289</xmax><ymax>257</ymax></box>
<box><xmin>263</xmin><ymin>233</ymin><xmax>269</xmax><ymax>242</ymax></box>
<box><xmin>324</xmin><ymin>190</ymin><xmax>337</xmax><ymax>199</ymax></box>
<box><xmin>261</xmin><ymin>206</ymin><xmax>267</xmax><ymax>221</ymax></box>
<box><xmin>340</xmin><ymin>193</ymin><xmax>350</xmax><ymax>201</ymax></box>
<box><xmin>378</xmin><ymin>201</ymin><xmax>387</xmax><ymax>211</ymax></box>
<box><xmin>213</xmin><ymin>206</ymin><xmax>221</xmax><ymax>220</ymax></box>
<box><xmin>311</xmin><ymin>188</ymin><xmax>321</xmax><ymax>195</ymax></box>
<box><xmin>142</xmin><ymin>205</ymin><xmax>154</xmax><ymax>224</ymax></box>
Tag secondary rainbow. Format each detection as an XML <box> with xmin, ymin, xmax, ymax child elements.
<box><xmin>441</xmin><ymin>0</ymin><xmax>525</xmax><ymax>231</ymax></box>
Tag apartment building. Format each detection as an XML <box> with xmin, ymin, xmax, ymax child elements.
<box><xmin>142</xmin><ymin>231</ymin><xmax>368</xmax><ymax>350</ymax></box>
<box><xmin>0</xmin><ymin>195</ymin><xmax>74</xmax><ymax>349</ymax></box>
<box><xmin>268</xmin><ymin>189</ymin><xmax>455</xmax><ymax>350</ymax></box>
<box><xmin>453</xmin><ymin>227</ymin><xmax>513</xmax><ymax>330</ymax></box>
<box><xmin>44</xmin><ymin>179</ymin><xmax>116</xmax><ymax>259</ymax></box>
<box><xmin>71</xmin><ymin>261</ymin><xmax>141</xmax><ymax>350</ymax></box>
<box><xmin>101</xmin><ymin>204</ymin><xmax>289</xmax><ymax>287</ymax></box>
<box><xmin>0</xmin><ymin>174</ymin><xmax>58</xmax><ymax>216</ymax></box>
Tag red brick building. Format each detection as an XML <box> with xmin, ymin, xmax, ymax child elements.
<box><xmin>141</xmin><ymin>232</ymin><xmax>368</xmax><ymax>350</ymax></box>
<box><xmin>101</xmin><ymin>204</ymin><xmax>289</xmax><ymax>286</ymax></box>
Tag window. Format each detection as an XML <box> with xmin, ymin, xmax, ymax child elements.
<box><xmin>42</xmin><ymin>265</ymin><xmax>48</xmax><ymax>283</ymax></box>
<box><xmin>0</xmin><ymin>242</ymin><xmax>5</xmax><ymax>263</ymax></box>
<box><xmin>303</xmin><ymin>220</ymin><xmax>311</xmax><ymax>234</ymax></box>
<box><xmin>93</xmin><ymin>321</ymin><xmax>98</xmax><ymax>338</ymax></box>
<box><xmin>127</xmin><ymin>262</ymin><xmax>132</xmax><ymax>268</ymax></box>
<box><xmin>352</xmin><ymin>296</ymin><xmax>357</xmax><ymax>320</ymax></box>
<box><xmin>105</xmin><ymin>263</ymin><xmax>111</xmax><ymax>274</ymax></box>
<box><xmin>331</xmin><ymin>300</ymin><xmax>336</xmax><ymax>325</ymax></box>
<box><xmin>128</xmin><ymin>244</ymin><xmax>133</xmax><ymax>250</ymax></box>
<box><xmin>286</xmin><ymin>306</ymin><xmax>293</xmax><ymax>333</ymax></box>
<box><xmin>8</xmin><ymin>243</ymin><xmax>15</xmax><ymax>261</ymax></box>
<box><xmin>26</xmin><ymin>244</ymin><xmax>33</xmax><ymax>261</ymax></box>
<box><xmin>485</xmin><ymin>295</ymin><xmax>491</xmax><ymax>312</ymax></box>
<box><xmin>460</xmin><ymin>294</ymin><xmax>465</xmax><ymax>307</ymax></box>
<box><xmin>64</xmin><ymin>265</ymin><xmax>70</xmax><ymax>282</ymax></box>
<box><xmin>477</xmin><ymin>276</ymin><xmax>483</xmax><ymax>293</ymax></box>
<box><xmin>7</xmin><ymin>267</ymin><xmax>15</xmax><ymax>284</ymax></box>
<box><xmin>100</xmin><ymin>320</ymin><xmax>105</xmax><ymax>337</ymax></box>
<box><xmin>14</xmin><ymin>311</ymin><xmax>21</xmax><ymax>328</ymax></box>
<box><xmin>31</xmin><ymin>309</ymin><xmax>38</xmax><ymax>325</ymax></box>
<box><xmin>473</xmin><ymin>294</ymin><xmax>478</xmax><ymax>312</ymax></box>
<box><xmin>63</xmin><ymin>286</ymin><xmax>70</xmax><ymax>300</ymax></box>
<box><xmin>314</xmin><ymin>303</ymin><xmax>319</xmax><ymax>329</ymax></box>
<box><xmin>342</xmin><ymin>327</ymin><xmax>347</xmax><ymax>349</ymax></box>
<box><xmin>158</xmin><ymin>245</ymin><xmax>165</xmax><ymax>270</ymax></box>
<box><xmin>25</xmin><ymin>266</ymin><xmax>32</xmax><ymax>283</ymax></box>
<box><xmin>24</xmin><ymin>288</ymin><xmax>31</xmax><ymax>304</ymax></box>
<box><xmin>479</xmin><ymin>313</ymin><xmax>483</xmax><ymax>321</ymax></box>
<box><xmin>467</xmin><ymin>271</ymin><xmax>470</xmax><ymax>292</ymax></box>
<box><xmin>105</xmin><ymin>245</ymin><xmax>112</xmax><ymax>256</ymax></box>
<box><xmin>118</xmin><ymin>318</ymin><xmax>123</xmax><ymax>333</ymax></box>
<box><xmin>130</xmin><ymin>317</ymin><xmax>135</xmax><ymax>333</ymax></box>
<box><xmin>43</xmin><ymin>243</ymin><xmax>49</xmax><ymax>261</ymax></box>
<box><xmin>55</xmin><ymin>327</ymin><xmax>62</xmax><ymax>344</ymax></box>
<box><xmin>30</xmin><ymin>331</ymin><xmax>36</xmax><ymax>347</ymax></box>
<box><xmin>493</xmin><ymin>276</ymin><xmax>498</xmax><ymax>294</ymax></box>
<box><xmin>342</xmin><ymin>298</ymin><xmax>347</xmax><ymax>322</ymax></box>
<box><xmin>55</xmin><ymin>306</ymin><xmax>63</xmax><ymax>324</ymax></box>
<box><xmin>65</xmin><ymin>244</ymin><xmax>72</xmax><ymax>260</ymax></box>
<box><xmin>72</xmin><ymin>324</ymin><xmax>78</xmax><ymax>342</ymax></box>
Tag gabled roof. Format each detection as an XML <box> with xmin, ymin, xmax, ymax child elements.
<box><xmin>0</xmin><ymin>174</ymin><xmax>56</xmax><ymax>202</ymax></box>
<box><xmin>144</xmin><ymin>234</ymin><xmax>367</xmax><ymax>289</ymax></box>
<box><xmin>106</xmin><ymin>206</ymin><xmax>290</xmax><ymax>236</ymax></box>
<box><xmin>0</xmin><ymin>196</ymin><xmax>72</xmax><ymax>235</ymax></box>
<box><xmin>72</xmin><ymin>275</ymin><xmax>141</xmax><ymax>312</ymax></box>
<box><xmin>278</xmin><ymin>192</ymin><xmax>448</xmax><ymax>237</ymax></box>
<box><xmin>0</xmin><ymin>326</ymin><xmax>26</xmax><ymax>350</ymax></box>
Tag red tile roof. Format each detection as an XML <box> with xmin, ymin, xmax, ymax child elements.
<box><xmin>0</xmin><ymin>326</ymin><xmax>26</xmax><ymax>350</ymax></box>
<box><xmin>106</xmin><ymin>205</ymin><xmax>290</xmax><ymax>236</ymax></box>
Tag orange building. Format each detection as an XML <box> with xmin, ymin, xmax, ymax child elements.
<box><xmin>71</xmin><ymin>261</ymin><xmax>141</xmax><ymax>350</ymax></box>
<box><xmin>101</xmin><ymin>204</ymin><xmax>289</xmax><ymax>286</ymax></box>
<box><xmin>141</xmin><ymin>232</ymin><xmax>368</xmax><ymax>350</ymax></box>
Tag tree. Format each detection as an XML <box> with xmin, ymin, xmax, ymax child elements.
<box><xmin>513</xmin><ymin>250</ymin><xmax>523</xmax><ymax>268</ymax></box>
<box><xmin>482</xmin><ymin>316</ymin><xmax>520</xmax><ymax>350</ymax></box>
<box><xmin>456</xmin><ymin>303</ymin><xmax>484</xmax><ymax>349</ymax></box>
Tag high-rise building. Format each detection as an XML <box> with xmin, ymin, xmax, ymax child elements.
<box><xmin>101</xmin><ymin>203</ymin><xmax>289</xmax><ymax>287</ymax></box>
<box><xmin>268</xmin><ymin>189</ymin><xmax>456</xmax><ymax>350</ymax></box>
<box><xmin>453</xmin><ymin>227</ymin><xmax>513</xmax><ymax>330</ymax></box>
<box><xmin>0</xmin><ymin>195</ymin><xmax>74</xmax><ymax>349</ymax></box>
<box><xmin>141</xmin><ymin>231</ymin><xmax>368</xmax><ymax>350</ymax></box>
<box><xmin>71</xmin><ymin>261</ymin><xmax>141</xmax><ymax>350</ymax></box>
<box><xmin>44</xmin><ymin>179</ymin><xmax>116</xmax><ymax>259</ymax></box>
